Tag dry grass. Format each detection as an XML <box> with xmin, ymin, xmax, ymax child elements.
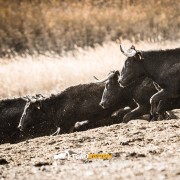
<box><xmin>0</xmin><ymin>40</ymin><xmax>179</xmax><ymax>99</ymax></box>
<box><xmin>0</xmin><ymin>0</ymin><xmax>179</xmax><ymax>57</ymax></box>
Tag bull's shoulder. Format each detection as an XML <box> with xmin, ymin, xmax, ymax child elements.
<box><xmin>0</xmin><ymin>97</ymin><xmax>24</xmax><ymax>107</ymax></box>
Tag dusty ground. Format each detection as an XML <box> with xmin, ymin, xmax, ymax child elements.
<box><xmin>0</xmin><ymin>111</ymin><xmax>180</xmax><ymax>180</ymax></box>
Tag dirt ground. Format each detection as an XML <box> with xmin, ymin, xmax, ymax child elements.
<box><xmin>0</xmin><ymin>111</ymin><xmax>180</xmax><ymax>180</ymax></box>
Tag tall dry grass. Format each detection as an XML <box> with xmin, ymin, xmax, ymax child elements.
<box><xmin>0</xmin><ymin>40</ymin><xmax>179</xmax><ymax>99</ymax></box>
<box><xmin>0</xmin><ymin>0</ymin><xmax>179</xmax><ymax>57</ymax></box>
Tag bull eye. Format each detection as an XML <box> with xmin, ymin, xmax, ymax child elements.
<box><xmin>125</xmin><ymin>60</ymin><xmax>130</xmax><ymax>66</ymax></box>
<box><xmin>106</xmin><ymin>83</ymin><xmax>110</xmax><ymax>89</ymax></box>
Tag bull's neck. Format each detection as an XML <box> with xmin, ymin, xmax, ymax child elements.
<box><xmin>40</xmin><ymin>97</ymin><xmax>59</xmax><ymax>121</ymax></box>
<box><xmin>141</xmin><ymin>58</ymin><xmax>160</xmax><ymax>83</ymax></box>
<box><xmin>121</xmin><ymin>84</ymin><xmax>135</xmax><ymax>103</ymax></box>
<box><xmin>125</xmin><ymin>77</ymin><xmax>144</xmax><ymax>95</ymax></box>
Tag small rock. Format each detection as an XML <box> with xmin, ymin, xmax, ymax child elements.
<box><xmin>112</xmin><ymin>152</ymin><xmax>121</xmax><ymax>157</ymax></box>
<box><xmin>34</xmin><ymin>161</ymin><xmax>51</xmax><ymax>167</ymax></box>
<box><xmin>120</xmin><ymin>141</ymin><xmax>130</xmax><ymax>145</ymax></box>
<box><xmin>0</xmin><ymin>159</ymin><xmax>8</xmax><ymax>165</ymax></box>
<box><xmin>128</xmin><ymin>152</ymin><xmax>146</xmax><ymax>158</ymax></box>
<box><xmin>171</xmin><ymin>125</ymin><xmax>179</xmax><ymax>128</ymax></box>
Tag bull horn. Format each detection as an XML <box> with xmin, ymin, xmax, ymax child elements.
<box><xmin>23</xmin><ymin>95</ymin><xmax>32</xmax><ymax>102</ymax></box>
<box><xmin>120</xmin><ymin>44</ymin><xmax>137</xmax><ymax>57</ymax></box>
<box><xmin>94</xmin><ymin>72</ymin><xmax>115</xmax><ymax>83</ymax></box>
<box><xmin>30</xmin><ymin>98</ymin><xmax>37</xmax><ymax>103</ymax></box>
<box><xmin>93</xmin><ymin>76</ymin><xmax>99</xmax><ymax>81</ymax></box>
<box><xmin>35</xmin><ymin>94</ymin><xmax>46</xmax><ymax>99</ymax></box>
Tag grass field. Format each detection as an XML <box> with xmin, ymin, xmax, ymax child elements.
<box><xmin>0</xmin><ymin>40</ymin><xmax>179</xmax><ymax>99</ymax></box>
<box><xmin>0</xmin><ymin>0</ymin><xmax>179</xmax><ymax>57</ymax></box>
<box><xmin>0</xmin><ymin>0</ymin><xmax>179</xmax><ymax>98</ymax></box>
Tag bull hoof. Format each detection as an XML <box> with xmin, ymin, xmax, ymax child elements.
<box><xmin>122</xmin><ymin>116</ymin><xmax>130</xmax><ymax>123</ymax></box>
<box><xmin>51</xmin><ymin>127</ymin><xmax>61</xmax><ymax>136</ymax></box>
<box><xmin>149</xmin><ymin>114</ymin><xmax>158</xmax><ymax>122</ymax></box>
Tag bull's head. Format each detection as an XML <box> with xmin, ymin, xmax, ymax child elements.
<box><xmin>118</xmin><ymin>45</ymin><xmax>145</xmax><ymax>87</ymax></box>
<box><xmin>94</xmin><ymin>71</ymin><xmax>124</xmax><ymax>109</ymax></box>
<box><xmin>18</xmin><ymin>95</ymin><xmax>46</xmax><ymax>131</ymax></box>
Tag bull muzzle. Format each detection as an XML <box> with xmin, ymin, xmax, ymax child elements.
<box><xmin>99</xmin><ymin>101</ymin><xmax>108</xmax><ymax>109</ymax></box>
<box><xmin>18</xmin><ymin>123</ymin><xmax>25</xmax><ymax>131</ymax></box>
<box><xmin>18</xmin><ymin>124</ymin><xmax>22</xmax><ymax>131</ymax></box>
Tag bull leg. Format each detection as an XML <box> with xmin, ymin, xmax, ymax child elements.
<box><xmin>157</xmin><ymin>100</ymin><xmax>178</xmax><ymax>120</ymax></box>
<box><xmin>74</xmin><ymin>121</ymin><xmax>90</xmax><ymax>131</ymax></box>
<box><xmin>111</xmin><ymin>107</ymin><xmax>131</xmax><ymax>117</ymax></box>
<box><xmin>51</xmin><ymin>127</ymin><xmax>61</xmax><ymax>136</ymax></box>
<box><xmin>156</xmin><ymin>100</ymin><xmax>168</xmax><ymax>120</ymax></box>
<box><xmin>166</xmin><ymin>111</ymin><xmax>178</xmax><ymax>119</ymax></box>
<box><xmin>150</xmin><ymin>89</ymin><xmax>170</xmax><ymax>120</ymax></box>
<box><xmin>123</xmin><ymin>105</ymin><xmax>149</xmax><ymax>123</ymax></box>
<box><xmin>56</xmin><ymin>123</ymin><xmax>76</xmax><ymax>134</ymax></box>
<box><xmin>68</xmin><ymin>126</ymin><xmax>75</xmax><ymax>133</ymax></box>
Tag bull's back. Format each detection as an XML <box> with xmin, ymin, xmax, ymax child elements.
<box><xmin>0</xmin><ymin>98</ymin><xmax>26</xmax><ymax>132</ymax></box>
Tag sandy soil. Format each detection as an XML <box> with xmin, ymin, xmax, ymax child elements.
<box><xmin>0</xmin><ymin>111</ymin><xmax>180</xmax><ymax>180</ymax></box>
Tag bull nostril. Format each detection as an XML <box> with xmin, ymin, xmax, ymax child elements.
<box><xmin>118</xmin><ymin>79</ymin><xmax>124</xmax><ymax>87</ymax></box>
<box><xmin>99</xmin><ymin>102</ymin><xmax>103</xmax><ymax>107</ymax></box>
<box><xmin>18</xmin><ymin>125</ymin><xmax>22</xmax><ymax>131</ymax></box>
<box><xmin>99</xmin><ymin>102</ymin><xmax>106</xmax><ymax>109</ymax></box>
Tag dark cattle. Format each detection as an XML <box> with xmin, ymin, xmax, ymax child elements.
<box><xmin>118</xmin><ymin>45</ymin><xmax>180</xmax><ymax>118</ymax></box>
<box><xmin>0</xmin><ymin>97</ymin><xmax>26</xmax><ymax>143</ymax></box>
<box><xmin>99</xmin><ymin>71</ymin><xmax>156</xmax><ymax>122</ymax></box>
<box><xmin>18</xmin><ymin>83</ymin><xmax>137</xmax><ymax>135</ymax></box>
<box><xmin>100</xmin><ymin>71</ymin><xmax>179</xmax><ymax>122</ymax></box>
<box><xmin>0</xmin><ymin>96</ymin><xmax>55</xmax><ymax>144</ymax></box>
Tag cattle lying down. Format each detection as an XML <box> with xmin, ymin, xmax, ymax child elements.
<box><xmin>18</xmin><ymin>82</ymin><xmax>139</xmax><ymax>135</ymax></box>
<box><xmin>99</xmin><ymin>71</ymin><xmax>178</xmax><ymax>123</ymax></box>
<box><xmin>0</xmin><ymin>95</ymin><xmax>126</xmax><ymax>144</ymax></box>
<box><xmin>0</xmin><ymin>96</ymin><xmax>56</xmax><ymax>144</ymax></box>
<box><xmin>0</xmin><ymin>97</ymin><xmax>26</xmax><ymax>143</ymax></box>
<box><xmin>74</xmin><ymin>107</ymin><xmax>131</xmax><ymax>132</ymax></box>
<box><xmin>118</xmin><ymin>45</ymin><xmax>180</xmax><ymax>119</ymax></box>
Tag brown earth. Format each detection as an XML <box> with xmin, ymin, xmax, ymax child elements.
<box><xmin>0</xmin><ymin>111</ymin><xmax>180</xmax><ymax>180</ymax></box>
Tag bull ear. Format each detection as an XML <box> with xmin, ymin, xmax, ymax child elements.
<box><xmin>111</xmin><ymin>71</ymin><xmax>120</xmax><ymax>81</ymax></box>
<box><xmin>130</xmin><ymin>45</ymin><xmax>136</xmax><ymax>50</ymax></box>
<box><xmin>136</xmin><ymin>51</ymin><xmax>143</xmax><ymax>61</ymax></box>
<box><xmin>115</xmin><ymin>70</ymin><xmax>120</xmax><ymax>76</ymax></box>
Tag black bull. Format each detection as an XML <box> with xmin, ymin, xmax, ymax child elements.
<box><xmin>18</xmin><ymin>83</ymin><xmax>138</xmax><ymax>135</ymax></box>
<box><xmin>0</xmin><ymin>97</ymin><xmax>56</xmax><ymax>144</ymax></box>
<box><xmin>99</xmin><ymin>71</ymin><xmax>179</xmax><ymax>122</ymax></box>
<box><xmin>0</xmin><ymin>95</ymin><xmax>127</xmax><ymax>144</ymax></box>
<box><xmin>118</xmin><ymin>45</ymin><xmax>180</xmax><ymax>118</ymax></box>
